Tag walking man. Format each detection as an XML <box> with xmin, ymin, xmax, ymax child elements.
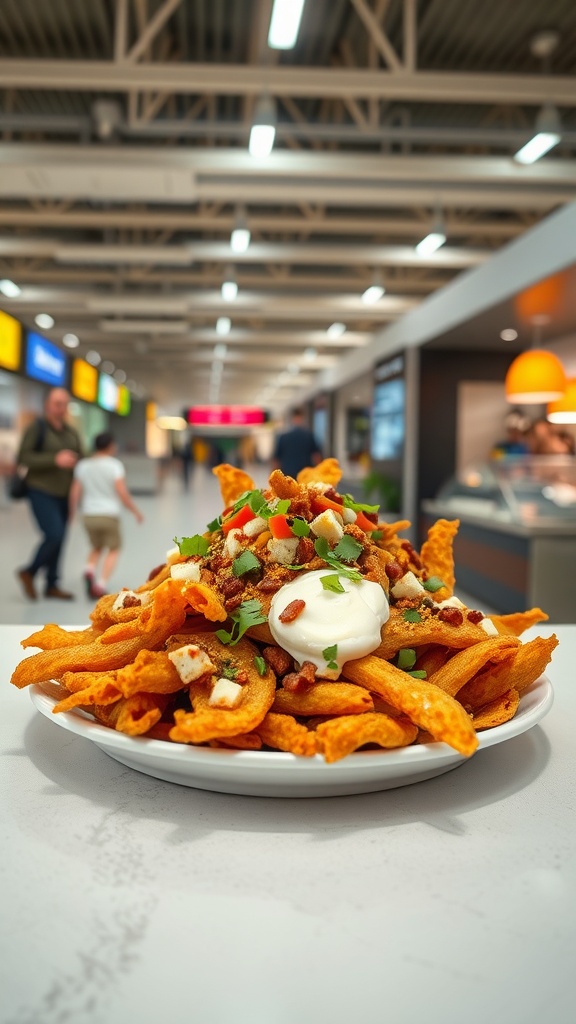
<box><xmin>272</xmin><ymin>407</ymin><xmax>322</xmax><ymax>479</ymax></box>
<box><xmin>16</xmin><ymin>387</ymin><xmax>83</xmax><ymax>600</ymax></box>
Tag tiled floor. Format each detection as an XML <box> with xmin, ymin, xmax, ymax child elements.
<box><xmin>0</xmin><ymin>463</ymin><xmax>498</xmax><ymax>627</ymax></box>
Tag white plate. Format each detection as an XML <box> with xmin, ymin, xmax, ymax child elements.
<box><xmin>29</xmin><ymin>676</ymin><xmax>553</xmax><ymax>798</ymax></box>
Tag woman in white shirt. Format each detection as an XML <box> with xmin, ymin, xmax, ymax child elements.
<box><xmin>69</xmin><ymin>432</ymin><xmax>143</xmax><ymax>598</ymax></box>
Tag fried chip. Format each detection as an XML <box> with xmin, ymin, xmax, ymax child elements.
<box><xmin>212</xmin><ymin>463</ymin><xmax>255</xmax><ymax>506</ymax></box>
<box><xmin>272</xmin><ymin>682</ymin><xmax>374</xmax><ymax>717</ymax></box>
<box><xmin>209</xmin><ymin>733</ymin><xmax>263</xmax><ymax>750</ymax></box>
<box><xmin>93</xmin><ymin>693</ymin><xmax>168</xmax><ymax>736</ymax></box>
<box><xmin>489</xmin><ymin>608</ymin><xmax>549</xmax><ymax>636</ymax></box>
<box><xmin>343</xmin><ymin>654</ymin><xmax>479</xmax><ymax>756</ymax></box>
<box><xmin>169</xmin><ymin>634</ymin><xmax>276</xmax><ymax>743</ymax></box>
<box><xmin>457</xmin><ymin>634</ymin><xmax>558</xmax><ymax>708</ymax></box>
<box><xmin>21</xmin><ymin>624</ymin><xmax>101</xmax><ymax>650</ymax></box>
<box><xmin>115</xmin><ymin>650</ymin><xmax>185</xmax><ymax>698</ymax></box>
<box><xmin>315</xmin><ymin>712</ymin><xmax>418</xmax><ymax>763</ymax></box>
<box><xmin>374</xmin><ymin>605</ymin><xmax>488</xmax><ymax>661</ymax></box>
<box><xmin>472</xmin><ymin>689</ymin><xmax>520</xmax><ymax>730</ymax></box>
<box><xmin>428</xmin><ymin>636</ymin><xmax>520</xmax><ymax>697</ymax></box>
<box><xmin>255</xmin><ymin>712</ymin><xmax>316</xmax><ymax>757</ymax></box>
<box><xmin>419</xmin><ymin>518</ymin><xmax>459</xmax><ymax>599</ymax></box>
<box><xmin>297</xmin><ymin>457</ymin><xmax>342</xmax><ymax>487</ymax></box>
<box><xmin>53</xmin><ymin>674</ymin><xmax>121</xmax><ymax>713</ymax></box>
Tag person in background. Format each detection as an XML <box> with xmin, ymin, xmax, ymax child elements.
<box><xmin>527</xmin><ymin>418</ymin><xmax>574</xmax><ymax>455</ymax></box>
<box><xmin>490</xmin><ymin>409</ymin><xmax>530</xmax><ymax>458</ymax></box>
<box><xmin>69</xmin><ymin>432</ymin><xmax>143</xmax><ymax>598</ymax></box>
<box><xmin>16</xmin><ymin>387</ymin><xmax>83</xmax><ymax>601</ymax></box>
<box><xmin>272</xmin><ymin>407</ymin><xmax>322</xmax><ymax>478</ymax></box>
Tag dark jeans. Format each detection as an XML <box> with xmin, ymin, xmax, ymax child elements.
<box><xmin>25</xmin><ymin>487</ymin><xmax>70</xmax><ymax>588</ymax></box>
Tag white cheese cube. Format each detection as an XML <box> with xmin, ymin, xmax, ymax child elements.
<box><xmin>267</xmin><ymin>536</ymin><xmax>300</xmax><ymax>565</ymax></box>
<box><xmin>310</xmin><ymin>509</ymin><xmax>344</xmax><ymax>544</ymax></box>
<box><xmin>391</xmin><ymin>571</ymin><xmax>426</xmax><ymax>600</ymax></box>
<box><xmin>480</xmin><ymin>617</ymin><xmax>499</xmax><ymax>636</ymax></box>
<box><xmin>341</xmin><ymin>506</ymin><xmax>357</xmax><ymax>525</ymax></box>
<box><xmin>242</xmin><ymin>516</ymin><xmax>268</xmax><ymax>538</ymax></box>
<box><xmin>166</xmin><ymin>545</ymin><xmax>182</xmax><ymax>566</ymax></box>
<box><xmin>170</xmin><ymin>560</ymin><xmax>201</xmax><ymax>583</ymax></box>
<box><xmin>308</xmin><ymin>481</ymin><xmax>332</xmax><ymax>494</ymax></box>
<box><xmin>209</xmin><ymin>677</ymin><xmax>243</xmax><ymax>709</ymax></box>
<box><xmin>224</xmin><ymin>528</ymin><xmax>245</xmax><ymax>558</ymax></box>
<box><xmin>167</xmin><ymin>644</ymin><xmax>215</xmax><ymax>684</ymax></box>
<box><xmin>111</xmin><ymin>589</ymin><xmax>151</xmax><ymax>613</ymax></box>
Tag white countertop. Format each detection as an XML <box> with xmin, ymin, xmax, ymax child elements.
<box><xmin>2</xmin><ymin>623</ymin><xmax>575</xmax><ymax>1024</ymax></box>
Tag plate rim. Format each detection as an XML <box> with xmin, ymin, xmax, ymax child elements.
<box><xmin>28</xmin><ymin>673</ymin><xmax>554</xmax><ymax>774</ymax></box>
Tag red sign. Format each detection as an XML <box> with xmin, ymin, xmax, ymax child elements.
<box><xmin>187</xmin><ymin>406</ymin><xmax>265</xmax><ymax>426</ymax></box>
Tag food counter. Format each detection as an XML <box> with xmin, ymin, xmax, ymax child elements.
<box><xmin>421</xmin><ymin>457</ymin><xmax>576</xmax><ymax>622</ymax></box>
<box><xmin>2</xmin><ymin>622</ymin><xmax>574</xmax><ymax>1024</ymax></box>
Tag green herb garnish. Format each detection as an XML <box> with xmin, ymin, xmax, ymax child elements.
<box><xmin>173</xmin><ymin>534</ymin><xmax>210</xmax><ymax>557</ymax></box>
<box><xmin>206</xmin><ymin>516</ymin><xmax>222</xmax><ymax>532</ymax></box>
<box><xmin>254</xmin><ymin>655</ymin><xmax>267</xmax><ymax>676</ymax></box>
<box><xmin>407</xmin><ymin>670</ymin><xmax>427</xmax><ymax>679</ymax></box>
<box><xmin>423</xmin><ymin>576</ymin><xmax>446</xmax><ymax>592</ymax></box>
<box><xmin>370</xmin><ymin>530</ymin><xmax>383</xmax><ymax>541</ymax></box>
<box><xmin>322</xmin><ymin>644</ymin><xmax>338</xmax><ymax>671</ymax></box>
<box><xmin>291</xmin><ymin>517</ymin><xmax>310</xmax><ymax>537</ymax></box>
<box><xmin>397</xmin><ymin>648</ymin><xmax>417</xmax><ymax>670</ymax></box>
<box><xmin>221</xmin><ymin>660</ymin><xmax>238</xmax><ymax>681</ymax></box>
<box><xmin>314</xmin><ymin>536</ymin><xmax>362</xmax><ymax>582</ymax></box>
<box><xmin>333</xmin><ymin>534</ymin><xmax>363</xmax><ymax>562</ymax></box>
<box><xmin>320</xmin><ymin>574</ymin><xmax>346</xmax><ymax>593</ymax></box>
<box><xmin>342</xmin><ymin>494</ymin><xmax>380</xmax><ymax>514</ymax></box>
<box><xmin>215</xmin><ymin>599</ymin><xmax>267</xmax><ymax>646</ymax></box>
<box><xmin>232</xmin><ymin>550</ymin><xmax>261</xmax><ymax>577</ymax></box>
<box><xmin>402</xmin><ymin>608</ymin><xmax>422</xmax><ymax>623</ymax></box>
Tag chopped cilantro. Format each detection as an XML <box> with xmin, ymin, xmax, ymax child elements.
<box><xmin>320</xmin><ymin>574</ymin><xmax>345</xmax><ymax>593</ymax></box>
<box><xmin>322</xmin><ymin>644</ymin><xmax>338</xmax><ymax>671</ymax></box>
<box><xmin>215</xmin><ymin>599</ymin><xmax>267</xmax><ymax>646</ymax></box>
<box><xmin>333</xmin><ymin>534</ymin><xmax>363</xmax><ymax>562</ymax></box>
<box><xmin>232</xmin><ymin>550</ymin><xmax>261</xmax><ymax>577</ymax></box>
<box><xmin>206</xmin><ymin>516</ymin><xmax>222</xmax><ymax>532</ymax></box>
<box><xmin>254</xmin><ymin>655</ymin><xmax>267</xmax><ymax>676</ymax></box>
<box><xmin>407</xmin><ymin>670</ymin><xmax>427</xmax><ymax>679</ymax></box>
<box><xmin>342</xmin><ymin>494</ymin><xmax>380</xmax><ymax>514</ymax></box>
<box><xmin>402</xmin><ymin>608</ymin><xmax>422</xmax><ymax>623</ymax></box>
<box><xmin>423</xmin><ymin>576</ymin><xmax>446</xmax><ymax>592</ymax></box>
<box><xmin>232</xmin><ymin>489</ymin><xmax>291</xmax><ymax>520</ymax></box>
<box><xmin>314</xmin><ymin>536</ymin><xmax>362</xmax><ymax>582</ymax></box>
<box><xmin>370</xmin><ymin>530</ymin><xmax>383</xmax><ymax>541</ymax></box>
<box><xmin>397</xmin><ymin>647</ymin><xmax>417</xmax><ymax>670</ymax></box>
<box><xmin>291</xmin><ymin>517</ymin><xmax>310</xmax><ymax>537</ymax></box>
<box><xmin>173</xmin><ymin>534</ymin><xmax>210</xmax><ymax>557</ymax></box>
<box><xmin>221</xmin><ymin>660</ymin><xmax>238</xmax><ymax>681</ymax></box>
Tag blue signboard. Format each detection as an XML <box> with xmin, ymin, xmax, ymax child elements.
<box><xmin>25</xmin><ymin>331</ymin><xmax>67</xmax><ymax>386</ymax></box>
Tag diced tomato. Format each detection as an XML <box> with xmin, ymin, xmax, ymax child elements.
<box><xmin>268</xmin><ymin>513</ymin><xmax>294</xmax><ymax>539</ymax></box>
<box><xmin>221</xmin><ymin>504</ymin><xmax>256</xmax><ymax>535</ymax></box>
<box><xmin>354</xmin><ymin>510</ymin><xmax>377</xmax><ymax>533</ymax></box>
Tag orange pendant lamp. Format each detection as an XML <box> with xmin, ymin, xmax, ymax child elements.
<box><xmin>505</xmin><ymin>349</ymin><xmax>567</xmax><ymax>403</ymax></box>
<box><xmin>547</xmin><ymin>378</ymin><xmax>576</xmax><ymax>423</ymax></box>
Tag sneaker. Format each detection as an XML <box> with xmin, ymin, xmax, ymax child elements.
<box><xmin>89</xmin><ymin>582</ymin><xmax>107</xmax><ymax>599</ymax></box>
<box><xmin>45</xmin><ymin>586</ymin><xmax>75</xmax><ymax>600</ymax></box>
<box><xmin>17</xmin><ymin>568</ymin><xmax>37</xmax><ymax>600</ymax></box>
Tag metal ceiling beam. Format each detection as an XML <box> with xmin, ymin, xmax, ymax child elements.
<box><xmin>0</xmin><ymin>60</ymin><xmax>574</xmax><ymax>106</ymax></box>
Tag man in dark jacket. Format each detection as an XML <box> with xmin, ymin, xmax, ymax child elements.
<box><xmin>16</xmin><ymin>387</ymin><xmax>83</xmax><ymax>600</ymax></box>
<box><xmin>272</xmin><ymin>407</ymin><xmax>322</xmax><ymax>479</ymax></box>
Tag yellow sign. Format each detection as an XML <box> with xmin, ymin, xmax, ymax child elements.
<box><xmin>71</xmin><ymin>358</ymin><xmax>98</xmax><ymax>403</ymax></box>
<box><xmin>146</xmin><ymin>401</ymin><xmax>157</xmax><ymax>421</ymax></box>
<box><xmin>118</xmin><ymin>385</ymin><xmax>131</xmax><ymax>416</ymax></box>
<box><xmin>0</xmin><ymin>310</ymin><xmax>21</xmax><ymax>371</ymax></box>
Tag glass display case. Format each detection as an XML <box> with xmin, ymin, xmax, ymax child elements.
<box><xmin>434</xmin><ymin>456</ymin><xmax>576</xmax><ymax>526</ymax></box>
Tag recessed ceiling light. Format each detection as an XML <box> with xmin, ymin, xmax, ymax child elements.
<box><xmin>0</xmin><ymin>278</ymin><xmax>21</xmax><ymax>298</ymax></box>
<box><xmin>500</xmin><ymin>328</ymin><xmax>518</xmax><ymax>341</ymax></box>
<box><xmin>216</xmin><ymin>317</ymin><xmax>231</xmax><ymax>336</ymax></box>
<box><xmin>85</xmin><ymin>350</ymin><xmax>101</xmax><ymax>366</ymax></box>
<box><xmin>362</xmin><ymin>283</ymin><xmax>385</xmax><ymax>304</ymax></box>
<box><xmin>268</xmin><ymin>0</ymin><xmax>305</xmax><ymax>49</ymax></box>
<box><xmin>327</xmin><ymin>322</ymin><xmax>346</xmax><ymax>338</ymax></box>
<box><xmin>35</xmin><ymin>313</ymin><xmax>55</xmax><ymax>330</ymax></box>
<box><xmin>113</xmin><ymin>369</ymin><xmax>127</xmax><ymax>383</ymax></box>
<box><xmin>101</xmin><ymin>360</ymin><xmax>115</xmax><ymax>375</ymax></box>
<box><xmin>63</xmin><ymin>333</ymin><xmax>80</xmax><ymax>348</ymax></box>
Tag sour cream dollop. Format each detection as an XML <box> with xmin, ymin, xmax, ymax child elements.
<box><xmin>269</xmin><ymin>569</ymin><xmax>389</xmax><ymax>679</ymax></box>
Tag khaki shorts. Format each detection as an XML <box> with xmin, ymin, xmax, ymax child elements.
<box><xmin>83</xmin><ymin>515</ymin><xmax>121</xmax><ymax>551</ymax></box>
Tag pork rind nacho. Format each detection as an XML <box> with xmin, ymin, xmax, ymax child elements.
<box><xmin>11</xmin><ymin>461</ymin><xmax>557</xmax><ymax>763</ymax></box>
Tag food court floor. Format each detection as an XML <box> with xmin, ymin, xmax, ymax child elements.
<box><xmin>0</xmin><ymin>464</ymin><xmax>497</xmax><ymax>626</ymax></box>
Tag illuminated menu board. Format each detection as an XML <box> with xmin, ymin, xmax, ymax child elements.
<box><xmin>187</xmin><ymin>405</ymin><xmax>265</xmax><ymax>426</ymax></box>
<box><xmin>117</xmin><ymin>385</ymin><xmax>131</xmax><ymax>416</ymax></box>
<box><xmin>71</xmin><ymin>358</ymin><xmax>98</xmax><ymax>403</ymax></box>
<box><xmin>25</xmin><ymin>331</ymin><xmax>67</xmax><ymax>386</ymax></box>
<box><xmin>0</xmin><ymin>310</ymin><xmax>21</xmax><ymax>372</ymax></box>
<box><xmin>97</xmin><ymin>374</ymin><xmax>119</xmax><ymax>412</ymax></box>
